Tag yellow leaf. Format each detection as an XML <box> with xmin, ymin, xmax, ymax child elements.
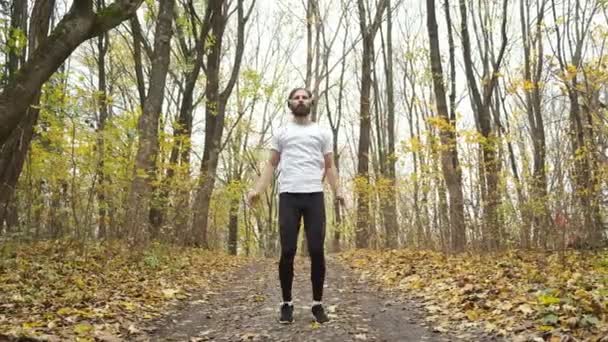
<box><xmin>74</xmin><ymin>323</ymin><xmax>93</xmax><ymax>335</ymax></box>
<box><xmin>162</xmin><ymin>288</ymin><xmax>179</xmax><ymax>299</ymax></box>
<box><xmin>252</xmin><ymin>294</ymin><xmax>265</xmax><ymax>302</ymax></box>
<box><xmin>22</xmin><ymin>321</ymin><xmax>45</xmax><ymax>330</ymax></box>
<box><xmin>11</xmin><ymin>294</ymin><xmax>24</xmax><ymax>302</ymax></box>
<box><xmin>484</xmin><ymin>322</ymin><xmax>497</xmax><ymax>333</ymax></box>
<box><xmin>57</xmin><ymin>307</ymin><xmax>72</xmax><ymax>316</ymax></box>
<box><xmin>538</xmin><ymin>294</ymin><xmax>560</xmax><ymax>305</ymax></box>
<box><xmin>121</xmin><ymin>301</ymin><xmax>136</xmax><ymax>311</ymax></box>
<box><xmin>465</xmin><ymin>309</ymin><xmax>480</xmax><ymax>321</ymax></box>
<box><xmin>523</xmin><ymin>80</ymin><xmax>535</xmax><ymax>90</ymax></box>
<box><xmin>73</xmin><ymin>276</ymin><xmax>86</xmax><ymax>289</ymax></box>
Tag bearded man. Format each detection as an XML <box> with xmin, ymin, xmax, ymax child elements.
<box><xmin>247</xmin><ymin>87</ymin><xmax>344</xmax><ymax>324</ymax></box>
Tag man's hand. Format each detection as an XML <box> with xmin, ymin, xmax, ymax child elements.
<box><xmin>335</xmin><ymin>190</ymin><xmax>345</xmax><ymax>206</ymax></box>
<box><xmin>246</xmin><ymin>189</ymin><xmax>260</xmax><ymax>206</ymax></box>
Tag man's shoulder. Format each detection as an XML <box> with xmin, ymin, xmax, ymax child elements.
<box><xmin>315</xmin><ymin>123</ymin><xmax>332</xmax><ymax>137</ymax></box>
<box><xmin>276</xmin><ymin>121</ymin><xmax>330</xmax><ymax>136</ymax></box>
<box><xmin>272</xmin><ymin>122</ymin><xmax>290</xmax><ymax>136</ymax></box>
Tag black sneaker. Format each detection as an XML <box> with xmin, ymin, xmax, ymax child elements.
<box><xmin>279</xmin><ymin>303</ymin><xmax>294</xmax><ymax>324</ymax></box>
<box><xmin>311</xmin><ymin>304</ymin><xmax>329</xmax><ymax>323</ymax></box>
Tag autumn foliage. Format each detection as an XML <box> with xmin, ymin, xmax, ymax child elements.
<box><xmin>341</xmin><ymin>249</ymin><xmax>608</xmax><ymax>341</ymax></box>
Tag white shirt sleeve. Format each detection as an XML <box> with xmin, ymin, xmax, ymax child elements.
<box><xmin>270</xmin><ymin>127</ymin><xmax>282</xmax><ymax>152</ymax></box>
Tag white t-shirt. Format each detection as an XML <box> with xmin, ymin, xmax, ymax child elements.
<box><xmin>270</xmin><ymin>121</ymin><xmax>333</xmax><ymax>193</ymax></box>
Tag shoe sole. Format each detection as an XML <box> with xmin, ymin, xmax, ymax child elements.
<box><xmin>312</xmin><ymin>315</ymin><xmax>329</xmax><ymax>324</ymax></box>
<box><xmin>279</xmin><ymin>319</ymin><xmax>294</xmax><ymax>324</ymax></box>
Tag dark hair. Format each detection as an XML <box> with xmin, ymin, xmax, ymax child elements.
<box><xmin>287</xmin><ymin>87</ymin><xmax>313</xmax><ymax>100</ymax></box>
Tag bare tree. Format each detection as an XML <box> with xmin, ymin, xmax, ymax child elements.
<box><xmin>124</xmin><ymin>0</ymin><xmax>175</xmax><ymax>243</ymax></box>
<box><xmin>95</xmin><ymin>0</ymin><xmax>111</xmax><ymax>239</ymax></box>
<box><xmin>355</xmin><ymin>0</ymin><xmax>387</xmax><ymax>248</ymax></box>
<box><xmin>550</xmin><ymin>0</ymin><xmax>603</xmax><ymax>247</ymax></box>
<box><xmin>426</xmin><ymin>0</ymin><xmax>466</xmax><ymax>252</ymax></box>
<box><xmin>459</xmin><ymin>0</ymin><xmax>509</xmax><ymax>251</ymax></box>
<box><xmin>518</xmin><ymin>0</ymin><xmax>549</xmax><ymax>248</ymax></box>
<box><xmin>151</xmin><ymin>1</ymin><xmax>212</xmax><ymax>241</ymax></box>
<box><xmin>191</xmin><ymin>0</ymin><xmax>255</xmax><ymax>248</ymax></box>
<box><xmin>326</xmin><ymin>1</ymin><xmax>351</xmax><ymax>252</ymax></box>
<box><xmin>378</xmin><ymin>0</ymin><xmax>399</xmax><ymax>248</ymax></box>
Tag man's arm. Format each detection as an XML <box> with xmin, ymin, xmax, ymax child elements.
<box><xmin>247</xmin><ymin>150</ymin><xmax>280</xmax><ymax>204</ymax></box>
<box><xmin>324</xmin><ymin>153</ymin><xmax>344</xmax><ymax>204</ymax></box>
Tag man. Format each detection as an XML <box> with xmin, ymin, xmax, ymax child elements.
<box><xmin>247</xmin><ymin>87</ymin><xmax>344</xmax><ymax>324</ymax></box>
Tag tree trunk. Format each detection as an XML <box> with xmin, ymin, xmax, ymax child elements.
<box><xmin>7</xmin><ymin>0</ymin><xmax>28</xmax><ymax>82</ymax></box>
<box><xmin>380</xmin><ymin>0</ymin><xmax>399</xmax><ymax>249</ymax></box>
<box><xmin>520</xmin><ymin>0</ymin><xmax>549</xmax><ymax>248</ymax></box>
<box><xmin>305</xmin><ymin>0</ymin><xmax>314</xmax><ymax>89</ymax></box>
<box><xmin>355</xmin><ymin>0</ymin><xmax>387</xmax><ymax>249</ymax></box>
<box><xmin>0</xmin><ymin>0</ymin><xmax>54</xmax><ymax>231</ymax></box>
<box><xmin>95</xmin><ymin>0</ymin><xmax>110</xmax><ymax>239</ymax></box>
<box><xmin>227</xmin><ymin>196</ymin><xmax>239</xmax><ymax>255</ymax></box>
<box><xmin>326</xmin><ymin>19</ymin><xmax>349</xmax><ymax>252</ymax></box>
<box><xmin>192</xmin><ymin>0</ymin><xmax>251</xmax><ymax>247</ymax></box>
<box><xmin>355</xmin><ymin>25</ymin><xmax>372</xmax><ymax>248</ymax></box>
<box><xmin>443</xmin><ymin>0</ymin><xmax>467</xmax><ymax>252</ymax></box>
<box><xmin>153</xmin><ymin>5</ymin><xmax>210</xmax><ymax>238</ymax></box>
<box><xmin>130</xmin><ymin>16</ymin><xmax>146</xmax><ymax>109</ymax></box>
<box><xmin>124</xmin><ymin>0</ymin><xmax>174</xmax><ymax>244</ymax></box>
<box><xmin>459</xmin><ymin>0</ymin><xmax>508</xmax><ymax>251</ymax></box>
<box><xmin>192</xmin><ymin>0</ymin><xmax>228</xmax><ymax>248</ymax></box>
<box><xmin>310</xmin><ymin>2</ymin><xmax>323</xmax><ymax>121</ymax></box>
<box><xmin>568</xmin><ymin>86</ymin><xmax>602</xmax><ymax>245</ymax></box>
<box><xmin>331</xmin><ymin>133</ymin><xmax>342</xmax><ymax>252</ymax></box>
<box><xmin>549</xmin><ymin>0</ymin><xmax>602</xmax><ymax>248</ymax></box>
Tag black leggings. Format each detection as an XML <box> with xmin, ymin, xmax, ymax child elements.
<box><xmin>278</xmin><ymin>192</ymin><xmax>326</xmax><ymax>302</ymax></box>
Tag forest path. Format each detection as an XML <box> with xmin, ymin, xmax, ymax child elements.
<box><xmin>143</xmin><ymin>256</ymin><xmax>492</xmax><ymax>342</ymax></box>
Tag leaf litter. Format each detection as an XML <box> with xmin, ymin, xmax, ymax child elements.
<box><xmin>339</xmin><ymin>249</ymin><xmax>608</xmax><ymax>341</ymax></box>
<box><xmin>0</xmin><ymin>240</ymin><xmax>245</xmax><ymax>341</ymax></box>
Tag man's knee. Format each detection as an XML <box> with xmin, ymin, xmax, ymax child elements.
<box><xmin>308</xmin><ymin>246</ymin><xmax>324</xmax><ymax>260</ymax></box>
<box><xmin>281</xmin><ymin>248</ymin><xmax>297</xmax><ymax>261</ymax></box>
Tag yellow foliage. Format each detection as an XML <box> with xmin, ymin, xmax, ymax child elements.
<box><xmin>339</xmin><ymin>249</ymin><xmax>608</xmax><ymax>340</ymax></box>
<box><xmin>426</xmin><ymin>116</ymin><xmax>455</xmax><ymax>133</ymax></box>
<box><xmin>523</xmin><ymin>79</ymin><xmax>536</xmax><ymax>91</ymax></box>
<box><xmin>0</xmin><ymin>241</ymin><xmax>248</xmax><ymax>340</ymax></box>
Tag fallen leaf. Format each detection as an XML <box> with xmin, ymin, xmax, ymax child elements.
<box><xmin>73</xmin><ymin>323</ymin><xmax>93</xmax><ymax>335</ymax></box>
<box><xmin>162</xmin><ymin>288</ymin><xmax>179</xmax><ymax>299</ymax></box>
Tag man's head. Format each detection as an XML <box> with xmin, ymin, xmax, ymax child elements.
<box><xmin>287</xmin><ymin>87</ymin><xmax>313</xmax><ymax>117</ymax></box>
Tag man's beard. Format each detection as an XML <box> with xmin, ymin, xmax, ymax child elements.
<box><xmin>292</xmin><ymin>104</ymin><xmax>310</xmax><ymax>117</ymax></box>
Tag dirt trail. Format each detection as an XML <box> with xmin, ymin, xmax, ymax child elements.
<box><xmin>143</xmin><ymin>256</ymin><xmax>493</xmax><ymax>342</ymax></box>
